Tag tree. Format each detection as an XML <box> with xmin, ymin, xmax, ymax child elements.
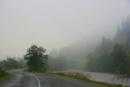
<box><xmin>86</xmin><ymin>37</ymin><xmax>113</xmax><ymax>72</ymax></box>
<box><xmin>24</xmin><ymin>45</ymin><xmax>48</xmax><ymax>72</ymax></box>
<box><xmin>0</xmin><ymin>57</ymin><xmax>25</xmax><ymax>70</ymax></box>
<box><xmin>111</xmin><ymin>44</ymin><xmax>128</xmax><ymax>74</ymax></box>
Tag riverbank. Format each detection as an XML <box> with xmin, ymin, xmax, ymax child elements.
<box><xmin>63</xmin><ymin>70</ymin><xmax>130</xmax><ymax>87</ymax></box>
<box><xmin>83</xmin><ymin>72</ymin><xmax>130</xmax><ymax>87</ymax></box>
<box><xmin>51</xmin><ymin>72</ymin><xmax>122</xmax><ymax>87</ymax></box>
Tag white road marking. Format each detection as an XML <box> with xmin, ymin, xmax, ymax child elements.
<box><xmin>34</xmin><ymin>75</ymin><xmax>41</xmax><ymax>87</ymax></box>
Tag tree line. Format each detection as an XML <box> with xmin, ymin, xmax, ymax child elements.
<box><xmin>87</xmin><ymin>18</ymin><xmax>130</xmax><ymax>74</ymax></box>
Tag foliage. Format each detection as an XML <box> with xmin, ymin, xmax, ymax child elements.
<box><xmin>87</xmin><ymin>37</ymin><xmax>113</xmax><ymax>72</ymax></box>
<box><xmin>0</xmin><ymin>67</ymin><xmax>10</xmax><ymax>80</ymax></box>
<box><xmin>0</xmin><ymin>57</ymin><xmax>25</xmax><ymax>70</ymax></box>
<box><xmin>24</xmin><ymin>45</ymin><xmax>48</xmax><ymax>72</ymax></box>
<box><xmin>110</xmin><ymin>44</ymin><xmax>128</xmax><ymax>74</ymax></box>
<box><xmin>87</xmin><ymin>18</ymin><xmax>130</xmax><ymax>74</ymax></box>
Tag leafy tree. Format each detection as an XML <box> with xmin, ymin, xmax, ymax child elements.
<box><xmin>24</xmin><ymin>45</ymin><xmax>48</xmax><ymax>72</ymax></box>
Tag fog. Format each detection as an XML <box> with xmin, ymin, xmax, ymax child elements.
<box><xmin>0</xmin><ymin>0</ymin><xmax>130</xmax><ymax>59</ymax></box>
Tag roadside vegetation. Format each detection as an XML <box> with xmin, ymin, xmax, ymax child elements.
<box><xmin>52</xmin><ymin>72</ymin><xmax>122</xmax><ymax>87</ymax></box>
<box><xmin>24</xmin><ymin>45</ymin><xmax>48</xmax><ymax>72</ymax></box>
<box><xmin>0</xmin><ymin>57</ymin><xmax>25</xmax><ymax>81</ymax></box>
<box><xmin>48</xmin><ymin>18</ymin><xmax>130</xmax><ymax>76</ymax></box>
<box><xmin>86</xmin><ymin>19</ymin><xmax>130</xmax><ymax>74</ymax></box>
<box><xmin>0</xmin><ymin>67</ymin><xmax>10</xmax><ymax>80</ymax></box>
<box><xmin>0</xmin><ymin>57</ymin><xmax>25</xmax><ymax>70</ymax></box>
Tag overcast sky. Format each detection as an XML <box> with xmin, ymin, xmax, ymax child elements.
<box><xmin>0</xmin><ymin>0</ymin><xmax>130</xmax><ymax>59</ymax></box>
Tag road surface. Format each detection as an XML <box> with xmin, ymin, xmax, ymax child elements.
<box><xmin>0</xmin><ymin>70</ymin><xmax>107</xmax><ymax>87</ymax></box>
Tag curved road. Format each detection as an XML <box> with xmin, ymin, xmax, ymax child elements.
<box><xmin>0</xmin><ymin>70</ymin><xmax>107</xmax><ymax>87</ymax></box>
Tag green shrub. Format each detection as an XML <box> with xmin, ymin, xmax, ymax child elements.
<box><xmin>0</xmin><ymin>68</ymin><xmax>10</xmax><ymax>80</ymax></box>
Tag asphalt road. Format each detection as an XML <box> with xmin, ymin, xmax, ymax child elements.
<box><xmin>0</xmin><ymin>70</ymin><xmax>106</xmax><ymax>87</ymax></box>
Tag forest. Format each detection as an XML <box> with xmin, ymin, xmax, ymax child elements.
<box><xmin>86</xmin><ymin>18</ymin><xmax>130</xmax><ymax>74</ymax></box>
<box><xmin>48</xmin><ymin>18</ymin><xmax>130</xmax><ymax>75</ymax></box>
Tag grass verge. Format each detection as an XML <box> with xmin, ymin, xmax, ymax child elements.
<box><xmin>51</xmin><ymin>72</ymin><xmax>122</xmax><ymax>87</ymax></box>
<box><xmin>0</xmin><ymin>70</ymin><xmax>10</xmax><ymax>80</ymax></box>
